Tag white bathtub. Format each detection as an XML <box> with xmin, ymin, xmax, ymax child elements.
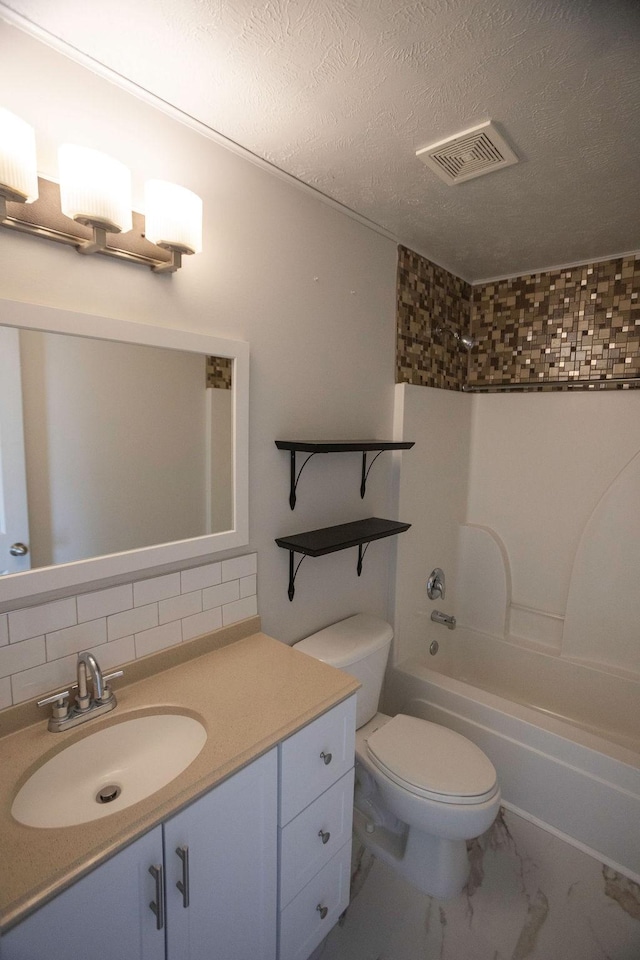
<box><xmin>383</xmin><ymin>629</ymin><xmax>640</xmax><ymax>882</ymax></box>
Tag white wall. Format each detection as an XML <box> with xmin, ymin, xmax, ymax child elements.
<box><xmin>0</xmin><ymin>21</ymin><xmax>399</xmax><ymax>644</ymax></box>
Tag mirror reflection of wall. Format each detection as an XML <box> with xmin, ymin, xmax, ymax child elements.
<box><xmin>1</xmin><ymin>327</ymin><xmax>233</xmax><ymax>572</ymax></box>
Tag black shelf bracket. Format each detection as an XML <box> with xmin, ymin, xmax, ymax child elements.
<box><xmin>357</xmin><ymin>541</ymin><xmax>371</xmax><ymax>576</ymax></box>
<box><xmin>360</xmin><ymin>451</ymin><xmax>384</xmax><ymax>499</ymax></box>
<box><xmin>286</xmin><ymin>551</ymin><xmax>307</xmax><ymax>601</ymax></box>
<box><xmin>288</xmin><ymin>451</ymin><xmax>318</xmax><ymax>510</ymax></box>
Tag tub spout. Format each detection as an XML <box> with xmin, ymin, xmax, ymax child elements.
<box><xmin>431</xmin><ymin>610</ymin><xmax>456</xmax><ymax>630</ymax></box>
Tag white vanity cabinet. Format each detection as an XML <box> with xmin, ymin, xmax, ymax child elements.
<box><xmin>3</xmin><ymin>749</ymin><xmax>278</xmax><ymax>960</ymax></box>
<box><xmin>277</xmin><ymin>696</ymin><xmax>357</xmax><ymax>960</ymax></box>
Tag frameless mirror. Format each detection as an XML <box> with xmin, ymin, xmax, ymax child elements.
<box><xmin>0</xmin><ymin>299</ymin><xmax>249</xmax><ymax>604</ymax></box>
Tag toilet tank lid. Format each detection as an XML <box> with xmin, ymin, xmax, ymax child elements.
<box><xmin>294</xmin><ymin>614</ymin><xmax>393</xmax><ymax>668</ymax></box>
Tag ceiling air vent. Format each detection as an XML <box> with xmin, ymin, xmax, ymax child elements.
<box><xmin>416</xmin><ymin>121</ymin><xmax>518</xmax><ymax>185</ymax></box>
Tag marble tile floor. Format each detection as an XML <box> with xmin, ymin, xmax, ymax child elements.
<box><xmin>317</xmin><ymin>809</ymin><xmax>640</xmax><ymax>960</ymax></box>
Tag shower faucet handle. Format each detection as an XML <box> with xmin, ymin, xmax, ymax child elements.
<box><xmin>427</xmin><ymin>568</ymin><xmax>446</xmax><ymax>600</ymax></box>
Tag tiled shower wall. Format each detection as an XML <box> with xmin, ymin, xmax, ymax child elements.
<box><xmin>396</xmin><ymin>244</ymin><xmax>471</xmax><ymax>389</ymax></box>
<box><xmin>0</xmin><ymin>553</ymin><xmax>257</xmax><ymax>710</ymax></box>
<box><xmin>396</xmin><ymin>247</ymin><xmax>640</xmax><ymax>391</ymax></box>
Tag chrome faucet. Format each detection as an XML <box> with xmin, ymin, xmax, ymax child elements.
<box><xmin>37</xmin><ymin>652</ymin><xmax>123</xmax><ymax>732</ymax></box>
<box><xmin>431</xmin><ymin>610</ymin><xmax>456</xmax><ymax>630</ymax></box>
<box><xmin>76</xmin><ymin>651</ymin><xmax>105</xmax><ymax>708</ymax></box>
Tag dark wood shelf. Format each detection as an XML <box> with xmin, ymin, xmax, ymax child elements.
<box><xmin>275</xmin><ymin>440</ymin><xmax>415</xmax><ymax>508</ymax></box>
<box><xmin>275</xmin><ymin>440</ymin><xmax>414</xmax><ymax>453</ymax></box>
<box><xmin>276</xmin><ymin>517</ymin><xmax>411</xmax><ymax>600</ymax></box>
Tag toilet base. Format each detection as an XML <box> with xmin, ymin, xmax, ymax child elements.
<box><xmin>353</xmin><ymin>807</ymin><xmax>469</xmax><ymax>899</ymax></box>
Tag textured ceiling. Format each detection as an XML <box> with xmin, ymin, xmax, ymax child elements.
<box><xmin>3</xmin><ymin>0</ymin><xmax>640</xmax><ymax>281</ymax></box>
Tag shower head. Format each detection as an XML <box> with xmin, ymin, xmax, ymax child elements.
<box><xmin>433</xmin><ymin>324</ymin><xmax>478</xmax><ymax>351</ymax></box>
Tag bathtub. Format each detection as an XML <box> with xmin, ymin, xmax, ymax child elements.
<box><xmin>383</xmin><ymin>628</ymin><xmax>640</xmax><ymax>882</ymax></box>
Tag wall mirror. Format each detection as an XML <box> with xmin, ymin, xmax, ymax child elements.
<box><xmin>0</xmin><ymin>299</ymin><xmax>249</xmax><ymax>604</ymax></box>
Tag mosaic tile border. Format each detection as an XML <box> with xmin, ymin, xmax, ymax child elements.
<box><xmin>396</xmin><ymin>248</ymin><xmax>640</xmax><ymax>392</ymax></box>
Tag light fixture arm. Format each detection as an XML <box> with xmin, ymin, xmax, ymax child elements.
<box><xmin>1</xmin><ymin>179</ymin><xmax>187</xmax><ymax>273</ymax></box>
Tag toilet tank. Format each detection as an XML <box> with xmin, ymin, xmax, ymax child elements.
<box><xmin>294</xmin><ymin>614</ymin><xmax>393</xmax><ymax>728</ymax></box>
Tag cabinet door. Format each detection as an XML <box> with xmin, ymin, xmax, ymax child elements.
<box><xmin>164</xmin><ymin>749</ymin><xmax>278</xmax><ymax>960</ymax></box>
<box><xmin>2</xmin><ymin>826</ymin><xmax>165</xmax><ymax>960</ymax></box>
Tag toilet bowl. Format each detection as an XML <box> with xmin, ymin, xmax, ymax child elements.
<box><xmin>295</xmin><ymin>614</ymin><xmax>501</xmax><ymax>898</ymax></box>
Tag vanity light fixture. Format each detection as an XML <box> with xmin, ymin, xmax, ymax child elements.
<box><xmin>0</xmin><ymin>107</ymin><xmax>202</xmax><ymax>274</ymax></box>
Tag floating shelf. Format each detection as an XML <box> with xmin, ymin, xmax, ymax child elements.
<box><xmin>275</xmin><ymin>440</ymin><xmax>415</xmax><ymax>509</ymax></box>
<box><xmin>275</xmin><ymin>517</ymin><xmax>411</xmax><ymax>600</ymax></box>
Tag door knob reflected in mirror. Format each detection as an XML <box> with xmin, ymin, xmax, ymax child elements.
<box><xmin>9</xmin><ymin>543</ymin><xmax>29</xmax><ymax>557</ymax></box>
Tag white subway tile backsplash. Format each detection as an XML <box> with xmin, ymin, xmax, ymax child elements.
<box><xmin>0</xmin><ymin>636</ymin><xmax>46</xmax><ymax>678</ymax></box>
<box><xmin>222</xmin><ymin>554</ymin><xmax>257</xmax><ymax>582</ymax></box>
<box><xmin>88</xmin><ymin>636</ymin><xmax>135</xmax><ymax>672</ymax></box>
<box><xmin>133</xmin><ymin>573</ymin><xmax>181</xmax><ymax>607</ymax></box>
<box><xmin>0</xmin><ymin>677</ymin><xmax>11</xmax><ymax>710</ymax></box>
<box><xmin>1</xmin><ymin>552</ymin><xmax>257</xmax><ymax>707</ymax></box>
<box><xmin>181</xmin><ymin>607</ymin><xmax>223</xmax><ymax>643</ymax></box>
<box><xmin>202</xmin><ymin>579</ymin><xmax>240</xmax><ymax>611</ymax></box>
<box><xmin>222</xmin><ymin>596</ymin><xmax>258</xmax><ymax>626</ymax></box>
<box><xmin>159</xmin><ymin>591</ymin><xmax>202</xmax><ymax>625</ymax></box>
<box><xmin>134</xmin><ymin>621</ymin><xmax>182</xmax><ymax>659</ymax></box>
<box><xmin>239</xmin><ymin>575</ymin><xmax>257</xmax><ymax>599</ymax></box>
<box><xmin>108</xmin><ymin>604</ymin><xmax>158</xmax><ymax>642</ymax></box>
<box><xmin>77</xmin><ymin>584</ymin><xmax>133</xmax><ymax>623</ymax></box>
<box><xmin>180</xmin><ymin>562</ymin><xmax>222</xmax><ymax>594</ymax></box>
<box><xmin>8</xmin><ymin>598</ymin><xmax>77</xmax><ymax>644</ymax></box>
<box><xmin>45</xmin><ymin>618</ymin><xmax>108</xmax><ymax>662</ymax></box>
<box><xmin>11</xmin><ymin>654</ymin><xmax>77</xmax><ymax>704</ymax></box>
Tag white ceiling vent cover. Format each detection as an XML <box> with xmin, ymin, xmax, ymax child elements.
<box><xmin>416</xmin><ymin>121</ymin><xmax>518</xmax><ymax>185</ymax></box>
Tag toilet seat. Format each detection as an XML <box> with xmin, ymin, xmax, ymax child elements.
<box><xmin>366</xmin><ymin>714</ymin><xmax>498</xmax><ymax>806</ymax></box>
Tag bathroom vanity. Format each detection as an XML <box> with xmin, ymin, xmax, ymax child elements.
<box><xmin>0</xmin><ymin>622</ymin><xmax>358</xmax><ymax>960</ymax></box>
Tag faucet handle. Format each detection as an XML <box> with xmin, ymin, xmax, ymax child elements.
<box><xmin>37</xmin><ymin>690</ymin><xmax>71</xmax><ymax>720</ymax></box>
<box><xmin>426</xmin><ymin>567</ymin><xmax>446</xmax><ymax>600</ymax></box>
<box><xmin>98</xmin><ymin>669</ymin><xmax>124</xmax><ymax>704</ymax></box>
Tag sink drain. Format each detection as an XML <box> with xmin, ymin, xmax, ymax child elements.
<box><xmin>96</xmin><ymin>784</ymin><xmax>122</xmax><ymax>804</ymax></box>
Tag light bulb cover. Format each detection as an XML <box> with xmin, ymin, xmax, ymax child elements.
<box><xmin>0</xmin><ymin>107</ymin><xmax>39</xmax><ymax>203</ymax></box>
<box><xmin>58</xmin><ymin>145</ymin><xmax>132</xmax><ymax>233</ymax></box>
<box><xmin>144</xmin><ymin>180</ymin><xmax>202</xmax><ymax>255</ymax></box>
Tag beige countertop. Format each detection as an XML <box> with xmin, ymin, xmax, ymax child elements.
<box><xmin>0</xmin><ymin>620</ymin><xmax>359</xmax><ymax>932</ymax></box>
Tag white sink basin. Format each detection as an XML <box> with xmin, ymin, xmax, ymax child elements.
<box><xmin>12</xmin><ymin>713</ymin><xmax>207</xmax><ymax>828</ymax></box>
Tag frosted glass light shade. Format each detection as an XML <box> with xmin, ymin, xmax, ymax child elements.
<box><xmin>59</xmin><ymin>145</ymin><xmax>132</xmax><ymax>233</ymax></box>
<box><xmin>0</xmin><ymin>108</ymin><xmax>39</xmax><ymax>203</ymax></box>
<box><xmin>144</xmin><ymin>180</ymin><xmax>202</xmax><ymax>254</ymax></box>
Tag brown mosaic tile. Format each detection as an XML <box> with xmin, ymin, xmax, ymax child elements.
<box><xmin>396</xmin><ymin>245</ymin><xmax>472</xmax><ymax>390</ymax></box>
<box><xmin>396</xmin><ymin>247</ymin><xmax>640</xmax><ymax>393</ymax></box>
<box><xmin>206</xmin><ymin>355</ymin><xmax>232</xmax><ymax>390</ymax></box>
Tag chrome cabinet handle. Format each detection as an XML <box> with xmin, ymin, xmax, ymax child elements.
<box><xmin>316</xmin><ymin>903</ymin><xmax>328</xmax><ymax>920</ymax></box>
<box><xmin>9</xmin><ymin>542</ymin><xmax>29</xmax><ymax>557</ymax></box>
<box><xmin>319</xmin><ymin>751</ymin><xmax>332</xmax><ymax>765</ymax></box>
<box><xmin>176</xmin><ymin>845</ymin><xmax>190</xmax><ymax>908</ymax></box>
<box><xmin>148</xmin><ymin>864</ymin><xmax>164</xmax><ymax>930</ymax></box>
<box><xmin>318</xmin><ymin>829</ymin><xmax>331</xmax><ymax>845</ymax></box>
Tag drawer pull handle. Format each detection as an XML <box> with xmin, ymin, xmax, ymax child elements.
<box><xmin>320</xmin><ymin>751</ymin><xmax>332</xmax><ymax>765</ymax></box>
<box><xmin>316</xmin><ymin>903</ymin><xmax>329</xmax><ymax>920</ymax></box>
<box><xmin>318</xmin><ymin>829</ymin><xmax>331</xmax><ymax>845</ymax></box>
<box><xmin>176</xmin><ymin>845</ymin><xmax>190</xmax><ymax>909</ymax></box>
<box><xmin>148</xmin><ymin>864</ymin><xmax>164</xmax><ymax>930</ymax></box>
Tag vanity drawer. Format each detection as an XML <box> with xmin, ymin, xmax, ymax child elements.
<box><xmin>278</xmin><ymin>840</ymin><xmax>351</xmax><ymax>960</ymax></box>
<box><xmin>280</xmin><ymin>767</ymin><xmax>354</xmax><ymax>907</ymax></box>
<box><xmin>279</xmin><ymin>695</ymin><xmax>356</xmax><ymax>825</ymax></box>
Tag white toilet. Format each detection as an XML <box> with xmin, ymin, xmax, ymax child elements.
<box><xmin>294</xmin><ymin>613</ymin><xmax>501</xmax><ymax>898</ymax></box>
